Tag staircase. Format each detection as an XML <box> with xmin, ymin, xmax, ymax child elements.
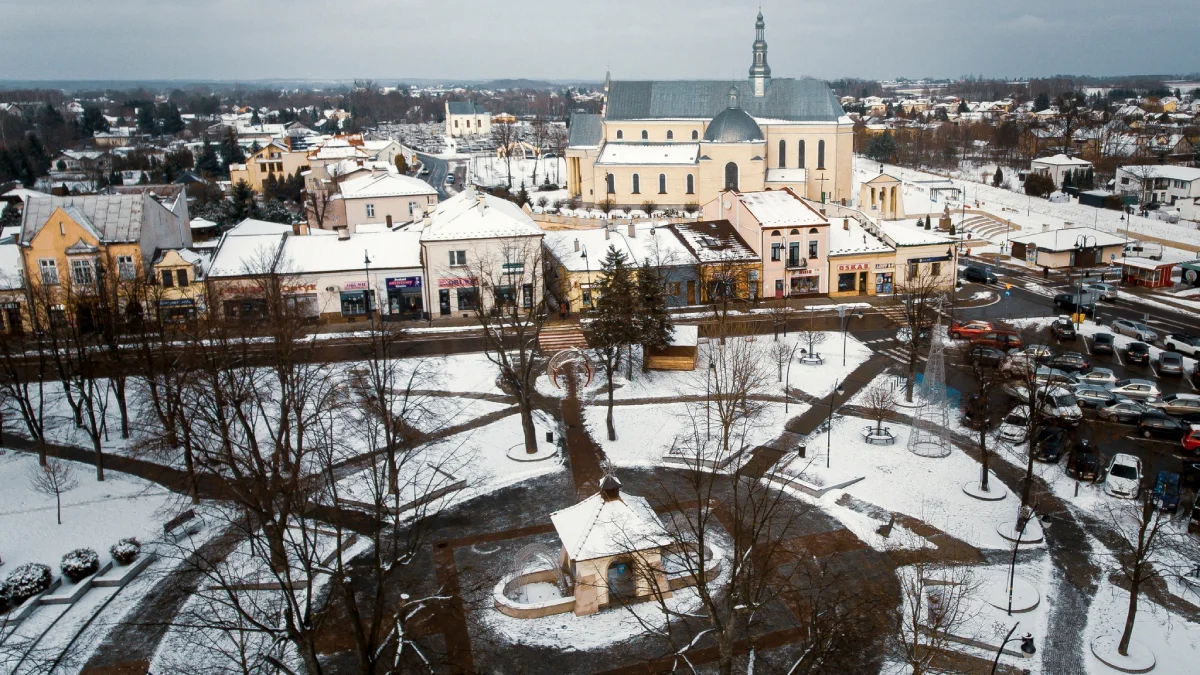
<box><xmin>960</xmin><ymin>213</ymin><xmax>1020</xmax><ymax>243</ymax></box>
<box><xmin>539</xmin><ymin>324</ymin><xmax>589</xmax><ymax>352</ymax></box>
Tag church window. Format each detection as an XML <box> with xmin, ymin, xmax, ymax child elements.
<box><xmin>691</xmin><ymin>130</ymin><xmax>699</xmax><ymax>140</ymax></box>
<box><xmin>818</xmin><ymin>140</ymin><xmax>826</xmax><ymax>169</ymax></box>
<box><xmin>658</xmin><ymin>173</ymin><xmax>667</xmax><ymax>194</ymax></box>
<box><xmin>724</xmin><ymin>162</ymin><xmax>738</xmax><ymax>191</ymax></box>
<box><xmin>809</xmin><ymin>228</ymin><xmax>819</xmax><ymax>234</ymax></box>
<box><xmin>641</xmin><ymin>130</ymin><xmax>648</xmax><ymax>140</ymax></box>
<box><xmin>667</xmin><ymin>130</ymin><xmax>674</xmax><ymax>140</ymax></box>
<box><xmin>798</xmin><ymin>140</ymin><xmax>806</xmax><ymax>169</ymax></box>
<box><xmin>778</xmin><ymin>140</ymin><xmax>786</xmax><ymax>168</ymax></box>
<box><xmin>606</xmin><ymin>174</ymin><xmax>615</xmax><ymax>194</ymax></box>
<box><xmin>686</xmin><ymin>174</ymin><xmax>694</xmax><ymax>194</ymax></box>
<box><xmin>616</xmin><ymin>130</ymin><xmax>623</xmax><ymax>140</ymax></box>
<box><xmin>631</xmin><ymin>173</ymin><xmax>641</xmax><ymax>194</ymax></box>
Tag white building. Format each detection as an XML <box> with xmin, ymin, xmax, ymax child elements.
<box><xmin>445</xmin><ymin>101</ymin><xmax>491</xmax><ymax>138</ymax></box>
<box><xmin>336</xmin><ymin>170</ymin><xmax>438</xmax><ymax>231</ymax></box>
<box><xmin>1116</xmin><ymin>165</ymin><xmax>1200</xmax><ymax>219</ymax></box>
<box><xmin>1030</xmin><ymin>154</ymin><xmax>1093</xmax><ymax>188</ymax></box>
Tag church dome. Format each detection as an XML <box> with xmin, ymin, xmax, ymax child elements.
<box><xmin>703</xmin><ymin>87</ymin><xmax>764</xmax><ymax>143</ymax></box>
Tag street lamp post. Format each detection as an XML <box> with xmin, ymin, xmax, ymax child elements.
<box><xmin>706</xmin><ymin>358</ymin><xmax>715</xmax><ymax>439</ymax></box>
<box><xmin>838</xmin><ymin>306</ymin><xmax>864</xmax><ymax>366</ymax></box>
<box><xmin>580</xmin><ymin>245</ymin><xmax>591</xmax><ymax>310</ymax></box>
<box><xmin>784</xmin><ymin>341</ymin><xmax>801</xmax><ymax>413</ymax></box>
<box><xmin>990</xmin><ymin>622</ymin><xmax>1036</xmax><ymax>675</ymax></box>
<box><xmin>364</xmin><ymin>250</ymin><xmax>373</xmax><ymax>322</ymax></box>
<box><xmin>826</xmin><ymin>380</ymin><xmax>845</xmax><ymax>469</ymax></box>
<box><xmin>1073</xmin><ymin>234</ymin><xmax>1097</xmax><ymax>328</ymax></box>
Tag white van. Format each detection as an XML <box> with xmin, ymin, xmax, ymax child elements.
<box><xmin>1124</xmin><ymin>240</ymin><xmax>1163</xmax><ymax>260</ymax></box>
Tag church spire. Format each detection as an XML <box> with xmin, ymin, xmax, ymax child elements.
<box><xmin>749</xmin><ymin>11</ymin><xmax>771</xmax><ymax>97</ymax></box>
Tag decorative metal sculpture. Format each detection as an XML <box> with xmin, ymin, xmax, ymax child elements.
<box><xmin>548</xmin><ymin>347</ymin><xmax>593</xmax><ymax>388</ymax></box>
<box><xmin>908</xmin><ymin>312</ymin><xmax>952</xmax><ymax>458</ymax></box>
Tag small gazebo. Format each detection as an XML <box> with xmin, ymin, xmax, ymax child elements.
<box><xmin>549</xmin><ymin>476</ymin><xmax>673</xmax><ymax>615</ymax></box>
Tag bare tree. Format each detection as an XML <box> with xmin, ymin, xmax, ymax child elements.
<box><xmin>889</xmin><ymin>564</ymin><xmax>981</xmax><ymax>675</ymax></box>
<box><xmin>863</xmin><ymin>382</ymin><xmax>897</xmax><ymax>435</ymax></box>
<box><xmin>28</xmin><ymin>457</ymin><xmax>78</xmax><ymax>524</ymax></box>
<box><xmin>797</xmin><ymin>309</ymin><xmax>827</xmax><ymax>360</ymax></box>
<box><xmin>767</xmin><ymin>300</ymin><xmax>795</xmax><ymax>341</ymax></box>
<box><xmin>959</xmin><ymin>342</ymin><xmax>1007</xmax><ymax>494</ymax></box>
<box><xmin>490</xmin><ymin>118</ymin><xmax>519</xmax><ymax>189</ymax></box>
<box><xmin>893</xmin><ymin>266</ymin><xmax>946</xmax><ymax>402</ymax></box>
<box><xmin>0</xmin><ymin>279</ymin><xmax>52</xmax><ymax>464</ymax></box>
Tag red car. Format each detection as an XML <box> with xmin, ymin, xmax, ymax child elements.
<box><xmin>950</xmin><ymin>320</ymin><xmax>994</xmax><ymax>340</ymax></box>
<box><xmin>1183</xmin><ymin>425</ymin><xmax>1200</xmax><ymax>454</ymax></box>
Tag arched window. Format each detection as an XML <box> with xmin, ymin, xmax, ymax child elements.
<box><xmin>658</xmin><ymin>173</ymin><xmax>667</xmax><ymax>194</ymax></box>
<box><xmin>778</xmin><ymin>140</ymin><xmax>787</xmax><ymax>168</ymax></box>
<box><xmin>770</xmin><ymin>230</ymin><xmax>781</xmax><ymax>236</ymax></box>
<box><xmin>631</xmin><ymin>173</ymin><xmax>640</xmax><ymax>194</ymax></box>
<box><xmin>616</xmin><ymin>130</ymin><xmax>623</xmax><ymax>140</ymax></box>
<box><xmin>790</xmin><ymin>229</ymin><xmax>800</xmax><ymax>235</ymax></box>
<box><xmin>641</xmin><ymin>130</ymin><xmax>648</xmax><ymax>140</ymax></box>
<box><xmin>798</xmin><ymin>140</ymin><xmax>806</xmax><ymax>169</ymax></box>
<box><xmin>606</xmin><ymin>174</ymin><xmax>615</xmax><ymax>194</ymax></box>
<box><xmin>691</xmin><ymin>130</ymin><xmax>699</xmax><ymax>140</ymax></box>
<box><xmin>686</xmin><ymin>174</ymin><xmax>695</xmax><ymax>194</ymax></box>
<box><xmin>809</xmin><ymin>228</ymin><xmax>820</xmax><ymax>234</ymax></box>
<box><xmin>817</xmin><ymin>140</ymin><xmax>826</xmax><ymax>170</ymax></box>
<box><xmin>667</xmin><ymin>130</ymin><xmax>674</xmax><ymax>140</ymax></box>
<box><xmin>724</xmin><ymin>162</ymin><xmax>738</xmax><ymax>191</ymax></box>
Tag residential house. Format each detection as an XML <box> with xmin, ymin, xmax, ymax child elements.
<box><xmin>1030</xmin><ymin>154</ymin><xmax>1093</xmax><ymax>188</ymax></box>
<box><xmin>669</xmin><ymin>220</ymin><xmax>762</xmax><ymax>303</ymax></box>
<box><xmin>1116</xmin><ymin>165</ymin><xmax>1200</xmax><ymax>220</ymax></box>
<box><xmin>150</xmin><ymin>248</ymin><xmax>205</xmax><ymax>322</ymax></box>
<box><xmin>0</xmin><ymin>236</ymin><xmax>27</xmax><ymax>333</ymax></box>
<box><xmin>228</xmin><ymin>140</ymin><xmax>309</xmax><ymax>192</ymax></box>
<box><xmin>327</xmin><ymin>170</ymin><xmax>438</xmax><ymax>232</ymax></box>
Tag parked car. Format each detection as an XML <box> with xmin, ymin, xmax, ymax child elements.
<box><xmin>1091</xmin><ymin>332</ymin><xmax>1116</xmax><ymax>355</ymax></box>
<box><xmin>950</xmin><ymin>320</ymin><xmax>994</xmax><ymax>340</ymax></box>
<box><xmin>1098</xmin><ymin>399</ymin><xmax>1154</xmax><ymax>423</ymax></box>
<box><xmin>1112</xmin><ymin>319</ymin><xmax>1158</xmax><ymax>343</ymax></box>
<box><xmin>1050</xmin><ymin>318</ymin><xmax>1077</xmax><ymax>341</ymax></box>
<box><xmin>1157</xmin><ymin>351</ymin><xmax>1185</xmax><ymax>377</ymax></box>
<box><xmin>1048</xmin><ymin>352</ymin><xmax>1090</xmax><ymax>372</ymax></box>
<box><xmin>1148</xmin><ymin>393</ymin><xmax>1200</xmax><ymax>417</ymax></box>
<box><xmin>1163</xmin><ymin>333</ymin><xmax>1200</xmax><ymax>356</ymax></box>
<box><xmin>1084</xmin><ymin>282</ymin><xmax>1118</xmax><ymax>301</ymax></box>
<box><xmin>997</xmin><ymin>406</ymin><xmax>1030</xmax><ymax>443</ymax></box>
<box><xmin>1054</xmin><ymin>291</ymin><xmax>1098</xmax><ymax>311</ymax></box>
<box><xmin>967</xmin><ymin>345</ymin><xmax>1005</xmax><ymax>367</ymax></box>
<box><xmin>1004</xmin><ymin>385</ymin><xmax>1083</xmax><ymax>426</ymax></box>
<box><xmin>1105</xmin><ymin>453</ymin><xmax>1143</xmax><ymax>499</ymax></box>
<box><xmin>1066</xmin><ymin>440</ymin><xmax>1101</xmax><ymax>481</ymax></box>
<box><xmin>972</xmin><ymin>330</ymin><xmax>1023</xmax><ymax>350</ymax></box>
<box><xmin>1125</xmin><ymin>341</ymin><xmax>1152</xmax><ymax>365</ymax></box>
<box><xmin>1183</xmin><ymin>424</ymin><xmax>1200</xmax><ymax>454</ymax></box>
<box><xmin>1153</xmin><ymin>471</ymin><xmax>1182</xmax><ymax>512</ymax></box>
<box><xmin>444</xmin><ymin>174</ymin><xmax>455</xmax><ymax>184</ymax></box>
<box><xmin>1073</xmin><ymin>384</ymin><xmax>1118</xmax><ymax>408</ymax></box>
<box><xmin>1000</xmin><ymin>351</ymin><xmax>1036</xmax><ymax>379</ymax></box>
<box><xmin>1138</xmin><ymin>412</ymin><xmax>1186</xmax><ymax>440</ymax></box>
<box><xmin>1109</xmin><ymin>378</ymin><xmax>1161</xmax><ymax>401</ymax></box>
<box><xmin>1034</xmin><ymin>366</ymin><xmax>1075</xmax><ymax>386</ymax></box>
<box><xmin>1023</xmin><ymin>344</ymin><xmax>1055</xmax><ymax>362</ymax></box>
<box><xmin>1032</xmin><ymin>426</ymin><xmax>1070</xmax><ymax>462</ymax></box>
<box><xmin>962</xmin><ymin>265</ymin><xmax>998</xmax><ymax>284</ymax></box>
<box><xmin>1074</xmin><ymin>368</ymin><xmax>1117</xmax><ymax>386</ymax></box>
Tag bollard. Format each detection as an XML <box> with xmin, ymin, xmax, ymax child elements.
<box><xmin>798</xmin><ymin>444</ymin><xmax>806</xmax><ymax>458</ymax></box>
<box><xmin>545</xmin><ymin>431</ymin><xmax>554</xmax><ymax>443</ymax></box>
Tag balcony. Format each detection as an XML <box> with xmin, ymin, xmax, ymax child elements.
<box><xmin>786</xmin><ymin>257</ymin><xmax>808</xmax><ymax>270</ymax></box>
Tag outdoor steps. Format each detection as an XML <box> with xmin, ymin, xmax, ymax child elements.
<box><xmin>539</xmin><ymin>325</ymin><xmax>588</xmax><ymax>352</ymax></box>
<box><xmin>960</xmin><ymin>214</ymin><xmax>1020</xmax><ymax>241</ymax></box>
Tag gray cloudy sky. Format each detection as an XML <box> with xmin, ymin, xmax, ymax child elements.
<box><xmin>2</xmin><ymin>0</ymin><xmax>1197</xmax><ymax>82</ymax></box>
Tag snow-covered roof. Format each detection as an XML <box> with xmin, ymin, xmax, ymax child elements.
<box><xmin>1118</xmin><ymin>165</ymin><xmax>1200</xmax><ymax>183</ymax></box>
<box><xmin>550</xmin><ymin>488</ymin><xmax>670</xmax><ymax>561</ymax></box>
<box><xmin>0</xmin><ymin>239</ymin><xmax>24</xmax><ymax>290</ymax></box>
<box><xmin>339</xmin><ymin>172</ymin><xmax>437</xmax><ymax>200</ymax></box>
<box><xmin>878</xmin><ymin>219</ymin><xmax>954</xmax><ymax>247</ymax></box>
<box><xmin>1032</xmin><ymin>154</ymin><xmax>1092</xmax><ymax>167</ymax></box>
<box><xmin>207</xmin><ymin>233</ymin><xmax>286</xmax><ymax>278</ymax></box>
<box><xmin>739</xmin><ymin>189</ymin><xmax>827</xmax><ymax>228</ymax></box>
<box><xmin>308</xmin><ymin>139</ymin><xmax>370</xmax><ymax>161</ymax></box>
<box><xmin>190</xmin><ymin>217</ymin><xmax>218</xmax><ymax>230</ymax></box>
<box><xmin>765</xmin><ymin>168</ymin><xmax>807</xmax><ymax>183</ymax></box>
<box><xmin>225</xmin><ymin>218</ymin><xmax>294</xmax><ymax>236</ymax></box>
<box><xmin>420</xmin><ymin>189</ymin><xmax>543</xmax><ymax>242</ymax></box>
<box><xmin>596</xmin><ymin>143</ymin><xmax>699</xmax><ymax>166</ymax></box>
<box><xmin>828</xmin><ymin>217</ymin><xmax>894</xmax><ymax>256</ymax></box>
<box><xmin>1120</xmin><ymin>256</ymin><xmax>1174</xmax><ymax>271</ymax></box>
<box><xmin>1009</xmin><ymin>227</ymin><xmax>1125</xmax><ymax>251</ymax></box>
<box><xmin>667</xmin><ymin>324</ymin><xmax>698</xmax><ymax>347</ymax></box>
<box><xmin>544</xmin><ymin>223</ymin><xmax>696</xmax><ymax>272</ymax></box>
<box><xmin>672</xmin><ymin>220</ymin><xmax>759</xmax><ymax>263</ymax></box>
<box><xmin>280</xmin><ymin>230</ymin><xmax>422</xmax><ymax>273</ymax></box>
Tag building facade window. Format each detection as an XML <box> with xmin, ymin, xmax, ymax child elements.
<box><xmin>798</xmin><ymin>140</ymin><xmax>806</xmax><ymax>168</ymax></box>
<box><xmin>691</xmin><ymin>130</ymin><xmax>699</xmax><ymax>140</ymax></box>
<box><xmin>724</xmin><ymin>162</ymin><xmax>739</xmax><ymax>191</ymax></box>
<box><xmin>161</xmin><ymin>269</ymin><xmax>174</xmax><ymax>287</ymax></box>
<box><xmin>72</xmin><ymin>259</ymin><xmax>94</xmax><ymax>285</ymax></box>
<box><xmin>606</xmin><ymin>174</ymin><xmax>615</xmax><ymax>194</ymax></box>
<box><xmin>616</xmin><ymin>130</ymin><xmax>623</xmax><ymax>140</ymax></box>
<box><xmin>39</xmin><ymin>259</ymin><xmax>59</xmax><ymax>285</ymax></box>
<box><xmin>778</xmin><ymin>140</ymin><xmax>787</xmax><ymax>168</ymax></box>
<box><xmin>631</xmin><ymin>174</ymin><xmax>640</xmax><ymax>194</ymax></box>
<box><xmin>837</xmin><ymin>273</ymin><xmax>857</xmax><ymax>292</ymax></box>
<box><xmin>770</xmin><ymin>243</ymin><xmax>782</xmax><ymax>261</ymax></box>
<box><xmin>907</xmin><ymin>262</ymin><xmax>919</xmax><ymax>280</ymax></box>
<box><xmin>641</xmin><ymin>130</ymin><xmax>648</xmax><ymax>140</ymax></box>
<box><xmin>931</xmin><ymin>262</ymin><xmax>942</xmax><ymax>277</ymax></box>
<box><xmin>686</xmin><ymin>174</ymin><xmax>695</xmax><ymax>194</ymax></box>
<box><xmin>817</xmin><ymin>140</ymin><xmax>826</xmax><ymax>170</ymax></box>
<box><xmin>666</xmin><ymin>130</ymin><xmax>674</xmax><ymax>140</ymax></box>
<box><xmin>788</xmin><ymin>242</ymin><xmax>800</xmax><ymax>267</ymax></box>
<box><xmin>658</xmin><ymin>174</ymin><xmax>667</xmax><ymax>194</ymax></box>
<box><xmin>809</xmin><ymin>241</ymin><xmax>819</xmax><ymax>259</ymax></box>
<box><xmin>457</xmin><ymin>287</ymin><xmax>478</xmax><ymax>310</ymax></box>
<box><xmin>176</xmin><ymin>269</ymin><xmax>189</xmax><ymax>287</ymax></box>
<box><xmin>115</xmin><ymin>255</ymin><xmax>133</xmax><ymax>279</ymax></box>
<box><xmin>449</xmin><ymin>250</ymin><xmax>467</xmax><ymax>267</ymax></box>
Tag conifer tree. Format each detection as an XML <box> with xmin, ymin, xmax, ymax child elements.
<box><xmin>590</xmin><ymin>245</ymin><xmax>637</xmax><ymax>440</ymax></box>
<box><xmin>993</xmin><ymin>166</ymin><xmax>1004</xmax><ymax>187</ymax></box>
<box><xmin>635</xmin><ymin>262</ymin><xmax>674</xmax><ymax>373</ymax></box>
<box><xmin>195</xmin><ymin>138</ymin><xmax>222</xmax><ymax>177</ymax></box>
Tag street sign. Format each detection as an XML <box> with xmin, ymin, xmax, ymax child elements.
<box><xmin>1004</xmin><ymin>290</ymin><xmax>1011</xmax><ymax>297</ymax></box>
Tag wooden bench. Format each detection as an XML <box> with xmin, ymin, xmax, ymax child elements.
<box><xmin>861</xmin><ymin>426</ymin><xmax>896</xmax><ymax>445</ymax></box>
<box><xmin>163</xmin><ymin>509</ymin><xmax>204</xmax><ymax>541</ymax></box>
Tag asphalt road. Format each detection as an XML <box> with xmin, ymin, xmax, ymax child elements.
<box><xmin>415</xmin><ymin>153</ymin><xmax>464</xmax><ymax>200</ymax></box>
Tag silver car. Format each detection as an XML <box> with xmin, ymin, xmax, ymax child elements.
<box><xmin>1107</xmin><ymin>378</ymin><xmax>1162</xmax><ymax>401</ymax></box>
<box><xmin>1084</xmin><ymin>282</ymin><xmax>1118</xmax><ymax>301</ymax></box>
<box><xmin>1111</xmin><ymin>319</ymin><xmax>1158</xmax><ymax>343</ymax></box>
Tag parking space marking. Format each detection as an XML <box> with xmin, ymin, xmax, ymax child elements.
<box><xmin>1124</xmin><ymin>436</ymin><xmax>1179</xmax><ymax>446</ymax></box>
<box><xmin>1150</xmin><ymin>363</ymin><xmax>1160</xmax><ymax>378</ymax></box>
<box><xmin>1113</xmin><ymin>350</ymin><xmax>1123</xmax><ymax>366</ymax></box>
<box><xmin>1189</xmin><ymin>378</ymin><xmax>1198</xmax><ymax>392</ymax></box>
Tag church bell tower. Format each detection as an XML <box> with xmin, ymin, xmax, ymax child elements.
<box><xmin>748</xmin><ymin>11</ymin><xmax>771</xmax><ymax>97</ymax></box>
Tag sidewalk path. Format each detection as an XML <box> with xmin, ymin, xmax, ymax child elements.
<box><xmin>561</xmin><ymin>367</ymin><xmax>606</xmax><ymax>497</ymax></box>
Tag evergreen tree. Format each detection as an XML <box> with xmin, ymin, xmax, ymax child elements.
<box><xmin>957</xmin><ymin>100</ymin><xmax>970</xmax><ymax>114</ymax></box>
<box><xmin>250</xmin><ymin>109</ymin><xmax>262</xmax><ymax>126</ymax></box>
<box><xmin>1062</xmin><ymin>169</ymin><xmax>1074</xmax><ymax>190</ymax></box>
<box><xmin>1035</xmin><ymin>92</ymin><xmax>1051</xmax><ymax>111</ymax></box>
<box><xmin>635</xmin><ymin>263</ymin><xmax>673</xmax><ymax>373</ymax></box>
<box><xmin>230</xmin><ymin>179</ymin><xmax>256</xmax><ymax>222</ymax></box>
<box><xmin>0</xmin><ymin>203</ymin><xmax>21</xmax><ymax>231</ymax></box>
<box><xmin>866</xmin><ymin>131</ymin><xmax>897</xmax><ymax>162</ymax></box>
<box><xmin>590</xmin><ymin>245</ymin><xmax>638</xmax><ymax>441</ymax></box>
<box><xmin>136</xmin><ymin>105</ymin><xmax>157</xmax><ymax>134</ymax></box>
<box><xmin>257</xmin><ymin>199</ymin><xmax>294</xmax><ymax>224</ymax></box>
<box><xmin>157</xmin><ymin>103</ymin><xmax>185</xmax><ymax>135</ymax></box>
<box><xmin>219</xmin><ymin>129</ymin><xmax>244</xmax><ymax>168</ymax></box>
<box><xmin>993</xmin><ymin>166</ymin><xmax>1004</xmax><ymax>187</ymax></box>
<box><xmin>195</xmin><ymin>138</ymin><xmax>222</xmax><ymax>177</ymax></box>
<box><xmin>80</xmin><ymin>106</ymin><xmax>109</xmax><ymax>136</ymax></box>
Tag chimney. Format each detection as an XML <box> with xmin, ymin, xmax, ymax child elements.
<box><xmin>843</xmin><ymin>217</ymin><xmax>850</xmax><ymax>231</ymax></box>
<box><xmin>599</xmin><ymin>474</ymin><xmax>622</xmax><ymax>500</ymax></box>
<box><xmin>386</xmin><ymin>214</ymin><xmax>393</xmax><ymax>228</ymax></box>
<box><xmin>574</xmin><ymin>238</ymin><xmax>580</xmax><ymax>252</ymax></box>
<box><xmin>337</xmin><ymin>227</ymin><xmax>351</xmax><ymax>241</ymax></box>
<box><xmin>628</xmin><ymin>222</ymin><xmax>636</xmax><ymax>238</ymax></box>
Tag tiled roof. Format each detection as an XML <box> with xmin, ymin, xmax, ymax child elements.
<box><xmin>605</xmin><ymin>79</ymin><xmax>845</xmax><ymax>122</ymax></box>
<box><xmin>20</xmin><ymin>194</ymin><xmax>183</xmax><ymax>245</ymax></box>
<box><xmin>671</xmin><ymin>219</ymin><xmax>759</xmax><ymax>263</ymax></box>
<box><xmin>446</xmin><ymin>101</ymin><xmax>487</xmax><ymax>116</ymax></box>
<box><xmin>567</xmin><ymin>114</ymin><xmax>603</xmax><ymax>147</ymax></box>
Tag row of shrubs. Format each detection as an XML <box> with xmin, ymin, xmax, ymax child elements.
<box><xmin>0</xmin><ymin>538</ymin><xmax>141</xmax><ymax>612</ymax></box>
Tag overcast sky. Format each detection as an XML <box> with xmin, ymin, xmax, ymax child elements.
<box><xmin>2</xmin><ymin>0</ymin><xmax>1197</xmax><ymax>83</ymax></box>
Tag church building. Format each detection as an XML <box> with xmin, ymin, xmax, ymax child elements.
<box><xmin>566</xmin><ymin>13</ymin><xmax>853</xmax><ymax>211</ymax></box>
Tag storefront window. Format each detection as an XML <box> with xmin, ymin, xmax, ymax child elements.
<box><xmin>494</xmin><ymin>284</ymin><xmax>517</xmax><ymax>307</ymax></box>
<box><xmin>522</xmin><ymin>283</ymin><xmax>534</xmax><ymax>309</ymax></box>
<box><xmin>340</xmin><ymin>291</ymin><xmax>369</xmax><ymax>316</ymax></box>
<box><xmin>790</xmin><ymin>276</ymin><xmax>819</xmax><ymax>294</ymax></box>
<box><xmin>457</xmin><ymin>286</ymin><xmax>479</xmax><ymax>310</ymax></box>
<box><xmin>931</xmin><ymin>262</ymin><xmax>942</xmax><ymax>277</ymax></box>
<box><xmin>837</xmin><ymin>273</ymin><xmax>857</xmax><ymax>292</ymax></box>
<box><xmin>875</xmin><ymin>273</ymin><xmax>894</xmax><ymax>294</ymax></box>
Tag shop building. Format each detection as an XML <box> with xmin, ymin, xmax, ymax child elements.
<box><xmin>827</xmin><ymin>215</ymin><xmax>896</xmax><ymax>297</ymax></box>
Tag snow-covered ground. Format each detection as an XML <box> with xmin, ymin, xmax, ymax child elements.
<box><xmin>470</xmin><ymin>154</ymin><xmax>567</xmax><ymax>190</ymax></box>
<box><xmin>1084</xmin><ymin>577</ymin><xmax>1200</xmax><ymax>675</ymax></box>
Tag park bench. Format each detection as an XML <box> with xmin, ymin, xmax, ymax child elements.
<box><xmin>862</xmin><ymin>425</ymin><xmax>896</xmax><ymax>445</ymax></box>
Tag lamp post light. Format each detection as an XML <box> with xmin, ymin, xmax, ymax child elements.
<box><xmin>580</xmin><ymin>244</ymin><xmax>591</xmax><ymax>310</ymax></box>
<box><xmin>1073</xmin><ymin>234</ymin><xmax>1097</xmax><ymax>328</ymax></box>
<box><xmin>706</xmin><ymin>358</ymin><xmax>716</xmax><ymax>439</ymax></box>
<box><xmin>784</xmin><ymin>341</ymin><xmax>801</xmax><ymax>413</ymax></box>
<box><xmin>826</xmin><ymin>380</ymin><xmax>845</xmax><ymax>469</ymax></box>
<box><xmin>990</xmin><ymin>621</ymin><xmax>1036</xmax><ymax>675</ymax></box>
<box><xmin>838</xmin><ymin>306</ymin><xmax>864</xmax><ymax>366</ymax></box>
<box><xmin>364</xmin><ymin>250</ymin><xmax>373</xmax><ymax>322</ymax></box>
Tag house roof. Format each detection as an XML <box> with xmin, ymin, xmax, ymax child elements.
<box><xmin>0</xmin><ymin>239</ymin><xmax>23</xmax><ymax>290</ymax></box>
<box><xmin>1033</xmin><ymin>154</ymin><xmax>1093</xmax><ymax>167</ymax></box>
<box><xmin>446</xmin><ymin>101</ymin><xmax>488</xmax><ymax>116</ymax></box>
<box><xmin>739</xmin><ymin>189</ymin><xmax>828</xmax><ymax>228</ymax></box>
<box><xmin>596</xmin><ymin>143</ymin><xmax>699</xmax><ymax>166</ymax></box>
<box><xmin>20</xmin><ymin>194</ymin><xmax>185</xmax><ymax>246</ymax></box>
<box><xmin>225</xmin><ymin>218</ymin><xmax>294</xmax><ymax>236</ymax></box>
<box><xmin>338</xmin><ymin>172</ymin><xmax>437</xmax><ymax>200</ymax></box>
<box><xmin>544</xmin><ymin>222</ymin><xmax>695</xmax><ymax>273</ymax></box>
<box><xmin>1120</xmin><ymin>256</ymin><xmax>1175</xmax><ymax>271</ymax></box>
<box><xmin>550</xmin><ymin>489</ymin><xmax>670</xmax><ymax>562</ymax></box>
<box><xmin>1118</xmin><ymin>165</ymin><xmax>1200</xmax><ymax>183</ymax></box>
<box><xmin>207</xmin><ymin>232</ymin><xmax>287</xmax><ymax>278</ymax></box>
<box><xmin>567</xmin><ymin>114</ymin><xmax>603</xmax><ymax>147</ymax></box>
<box><xmin>828</xmin><ymin>216</ymin><xmax>894</xmax><ymax>256</ymax></box>
<box><xmin>878</xmin><ymin>219</ymin><xmax>955</xmax><ymax>247</ymax></box>
<box><xmin>605</xmin><ymin>79</ymin><xmax>845</xmax><ymax>122</ymax></box>
<box><xmin>420</xmin><ymin>189</ymin><xmax>543</xmax><ymax>242</ymax></box>
<box><xmin>671</xmin><ymin>220</ymin><xmax>759</xmax><ymax>263</ymax></box>
<box><xmin>280</xmin><ymin>230</ymin><xmax>422</xmax><ymax>273</ymax></box>
<box><xmin>1009</xmin><ymin>227</ymin><xmax>1126</xmax><ymax>251</ymax></box>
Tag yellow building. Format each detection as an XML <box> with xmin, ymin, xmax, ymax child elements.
<box><xmin>151</xmin><ymin>249</ymin><xmax>206</xmax><ymax>321</ymax></box>
<box><xmin>566</xmin><ymin>12</ymin><xmax>853</xmax><ymax>211</ymax></box>
<box><xmin>228</xmin><ymin>140</ymin><xmax>310</xmax><ymax>192</ymax></box>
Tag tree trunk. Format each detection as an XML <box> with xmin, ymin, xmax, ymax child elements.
<box><xmin>978</xmin><ymin>426</ymin><xmax>990</xmax><ymax>491</ymax></box>
<box><xmin>113</xmin><ymin>377</ymin><xmax>130</xmax><ymax>439</ymax></box>
<box><xmin>607</xmin><ymin>371</ymin><xmax>616</xmax><ymax>441</ymax></box>
<box><xmin>519</xmin><ymin>396</ymin><xmax>538</xmax><ymax>454</ymax></box>
<box><xmin>905</xmin><ymin>357</ymin><xmax>916</xmax><ymax>403</ymax></box>
<box><xmin>56</xmin><ymin>491</ymin><xmax>62</xmax><ymax>524</ymax></box>
<box><xmin>1118</xmin><ymin>568</ymin><xmax>1141</xmax><ymax>656</ymax></box>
